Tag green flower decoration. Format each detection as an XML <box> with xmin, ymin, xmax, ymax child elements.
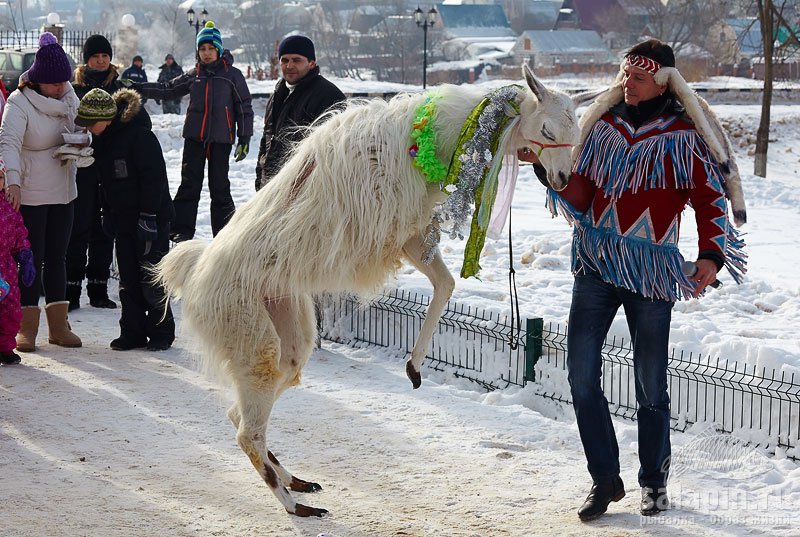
<box><xmin>410</xmin><ymin>94</ymin><xmax>448</xmax><ymax>183</ymax></box>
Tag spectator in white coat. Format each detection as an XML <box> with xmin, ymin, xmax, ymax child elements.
<box><xmin>0</xmin><ymin>32</ymin><xmax>83</xmax><ymax>351</ymax></box>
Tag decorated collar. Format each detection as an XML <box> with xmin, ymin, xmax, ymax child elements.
<box><xmin>412</xmin><ymin>85</ymin><xmax>525</xmax><ymax>277</ymax></box>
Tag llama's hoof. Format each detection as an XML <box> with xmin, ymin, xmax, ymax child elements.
<box><xmin>406</xmin><ymin>361</ymin><xmax>421</xmax><ymax>389</ymax></box>
<box><xmin>290</xmin><ymin>477</ymin><xmax>322</xmax><ymax>493</ymax></box>
<box><xmin>291</xmin><ymin>503</ymin><xmax>328</xmax><ymax>517</ymax></box>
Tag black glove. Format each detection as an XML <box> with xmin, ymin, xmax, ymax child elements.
<box><xmin>137</xmin><ymin>212</ymin><xmax>158</xmax><ymax>256</ymax></box>
<box><xmin>234</xmin><ymin>136</ymin><xmax>250</xmax><ymax>162</ymax></box>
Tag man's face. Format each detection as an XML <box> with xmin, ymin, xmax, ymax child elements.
<box><xmin>87</xmin><ymin>53</ymin><xmax>110</xmax><ymax>71</ymax></box>
<box><xmin>280</xmin><ymin>54</ymin><xmax>315</xmax><ymax>85</ymax></box>
<box><xmin>622</xmin><ymin>65</ymin><xmax>666</xmax><ymax>106</ymax></box>
<box><xmin>133</xmin><ymin>60</ymin><xmax>143</xmax><ymax>68</ymax></box>
<box><xmin>165</xmin><ymin>58</ymin><xmax>173</xmax><ymax>65</ymax></box>
<box><xmin>198</xmin><ymin>43</ymin><xmax>218</xmax><ymax>64</ymax></box>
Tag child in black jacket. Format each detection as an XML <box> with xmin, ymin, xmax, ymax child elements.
<box><xmin>76</xmin><ymin>88</ymin><xmax>176</xmax><ymax>351</ymax></box>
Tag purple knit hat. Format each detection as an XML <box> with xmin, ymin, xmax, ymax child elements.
<box><xmin>27</xmin><ymin>32</ymin><xmax>73</xmax><ymax>84</ymax></box>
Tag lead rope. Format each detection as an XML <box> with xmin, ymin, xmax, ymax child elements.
<box><xmin>508</xmin><ymin>210</ymin><xmax>521</xmax><ymax>350</ymax></box>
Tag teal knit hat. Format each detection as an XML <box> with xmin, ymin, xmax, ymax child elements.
<box><xmin>196</xmin><ymin>21</ymin><xmax>223</xmax><ymax>56</ymax></box>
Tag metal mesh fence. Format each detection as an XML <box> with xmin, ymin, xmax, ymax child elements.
<box><xmin>321</xmin><ymin>289</ymin><xmax>800</xmax><ymax>458</ymax></box>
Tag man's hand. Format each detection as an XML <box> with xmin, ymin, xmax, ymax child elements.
<box><xmin>5</xmin><ymin>184</ymin><xmax>21</xmax><ymax>211</ymax></box>
<box><xmin>517</xmin><ymin>147</ymin><xmax>541</xmax><ymax>165</ymax></box>
<box><xmin>690</xmin><ymin>258</ymin><xmax>719</xmax><ymax>298</ymax></box>
<box><xmin>234</xmin><ymin>136</ymin><xmax>250</xmax><ymax>162</ymax></box>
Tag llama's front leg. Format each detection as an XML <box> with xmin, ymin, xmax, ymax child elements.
<box><xmin>402</xmin><ymin>234</ymin><xmax>455</xmax><ymax>389</ymax></box>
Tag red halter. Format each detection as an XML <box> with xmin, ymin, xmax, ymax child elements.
<box><xmin>527</xmin><ymin>139</ymin><xmax>573</xmax><ymax>157</ymax></box>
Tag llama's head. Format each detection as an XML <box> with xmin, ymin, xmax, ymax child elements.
<box><xmin>517</xmin><ymin>64</ymin><xmax>581</xmax><ymax>191</ymax></box>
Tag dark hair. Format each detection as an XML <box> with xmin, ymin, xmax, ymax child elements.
<box><xmin>625</xmin><ymin>39</ymin><xmax>675</xmax><ymax>68</ymax></box>
<box><xmin>18</xmin><ymin>79</ymin><xmax>41</xmax><ymax>92</ymax></box>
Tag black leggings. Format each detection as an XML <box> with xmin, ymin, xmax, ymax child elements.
<box><xmin>19</xmin><ymin>203</ymin><xmax>74</xmax><ymax>306</ymax></box>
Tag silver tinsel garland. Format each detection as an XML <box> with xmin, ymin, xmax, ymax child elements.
<box><xmin>422</xmin><ymin>85</ymin><xmax>522</xmax><ymax>264</ymax></box>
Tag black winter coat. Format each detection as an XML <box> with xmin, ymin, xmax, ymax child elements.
<box><xmin>255</xmin><ymin>66</ymin><xmax>346</xmax><ymax>188</ymax></box>
<box><xmin>91</xmin><ymin>89</ymin><xmax>174</xmax><ymax>236</ymax></box>
<box><xmin>139</xmin><ymin>50</ymin><xmax>253</xmax><ymax>145</ymax></box>
<box><xmin>73</xmin><ymin>65</ymin><xmax>152</xmax><ymax>187</ymax></box>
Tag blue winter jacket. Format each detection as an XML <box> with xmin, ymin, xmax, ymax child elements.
<box><xmin>137</xmin><ymin>50</ymin><xmax>253</xmax><ymax>145</ymax></box>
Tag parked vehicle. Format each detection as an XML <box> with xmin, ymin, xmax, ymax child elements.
<box><xmin>0</xmin><ymin>47</ymin><xmax>77</xmax><ymax>92</ymax></box>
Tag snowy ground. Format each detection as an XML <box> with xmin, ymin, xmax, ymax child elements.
<box><xmin>1</xmin><ymin>80</ymin><xmax>799</xmax><ymax>536</ymax></box>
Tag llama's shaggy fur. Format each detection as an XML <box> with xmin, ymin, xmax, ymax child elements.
<box><xmin>154</xmin><ymin>66</ymin><xmax>580</xmax><ymax>516</ymax></box>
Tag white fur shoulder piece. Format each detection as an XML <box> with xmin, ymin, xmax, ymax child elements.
<box><xmin>574</xmin><ymin>67</ymin><xmax>747</xmax><ymax>227</ymax></box>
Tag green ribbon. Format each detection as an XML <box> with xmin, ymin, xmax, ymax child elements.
<box><xmin>447</xmin><ymin>94</ymin><xmax>520</xmax><ymax>279</ymax></box>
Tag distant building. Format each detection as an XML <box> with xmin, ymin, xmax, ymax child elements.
<box><xmin>437</xmin><ymin>3</ymin><xmax>517</xmax><ymax>62</ymax></box>
<box><xmin>503</xmin><ymin>0</ymin><xmax>562</xmax><ymax>33</ymax></box>
<box><xmin>515</xmin><ymin>29</ymin><xmax>615</xmax><ymax>70</ymax></box>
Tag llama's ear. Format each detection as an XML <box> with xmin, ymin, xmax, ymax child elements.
<box><xmin>571</xmin><ymin>88</ymin><xmax>605</xmax><ymax>107</ymax></box>
<box><xmin>523</xmin><ymin>63</ymin><xmax>548</xmax><ymax>102</ymax></box>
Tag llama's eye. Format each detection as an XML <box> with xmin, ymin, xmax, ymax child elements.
<box><xmin>541</xmin><ymin>126</ymin><xmax>556</xmax><ymax>142</ymax></box>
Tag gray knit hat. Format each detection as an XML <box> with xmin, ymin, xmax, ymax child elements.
<box><xmin>75</xmin><ymin>88</ymin><xmax>117</xmax><ymax>126</ymax></box>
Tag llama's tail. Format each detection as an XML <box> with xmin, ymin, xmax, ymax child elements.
<box><xmin>153</xmin><ymin>239</ymin><xmax>207</xmax><ymax>299</ymax></box>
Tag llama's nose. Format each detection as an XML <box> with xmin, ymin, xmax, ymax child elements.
<box><xmin>558</xmin><ymin>171</ymin><xmax>568</xmax><ymax>184</ymax></box>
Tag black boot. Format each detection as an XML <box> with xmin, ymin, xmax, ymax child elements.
<box><xmin>577</xmin><ymin>476</ymin><xmax>625</xmax><ymax>521</ymax></box>
<box><xmin>66</xmin><ymin>281</ymin><xmax>82</xmax><ymax>311</ymax></box>
<box><xmin>0</xmin><ymin>351</ymin><xmax>22</xmax><ymax>365</ymax></box>
<box><xmin>110</xmin><ymin>335</ymin><xmax>148</xmax><ymax>351</ymax></box>
<box><xmin>641</xmin><ymin>487</ymin><xmax>669</xmax><ymax>516</ymax></box>
<box><xmin>87</xmin><ymin>280</ymin><xmax>117</xmax><ymax>309</ymax></box>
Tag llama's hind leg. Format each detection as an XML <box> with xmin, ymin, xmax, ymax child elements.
<box><xmin>229</xmin><ymin>370</ymin><xmax>328</xmax><ymax>517</ymax></box>
<box><xmin>228</xmin><ymin>395</ymin><xmax>323</xmax><ymax>499</ymax></box>
<box><xmin>401</xmin><ymin>233</ymin><xmax>455</xmax><ymax>389</ymax></box>
<box><xmin>268</xmin><ymin>451</ymin><xmax>322</xmax><ymax>493</ymax></box>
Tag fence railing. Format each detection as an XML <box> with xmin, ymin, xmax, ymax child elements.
<box><xmin>321</xmin><ymin>289</ymin><xmax>800</xmax><ymax>457</ymax></box>
<box><xmin>0</xmin><ymin>30</ymin><xmax>115</xmax><ymax>64</ymax></box>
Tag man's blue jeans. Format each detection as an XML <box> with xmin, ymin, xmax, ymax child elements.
<box><xmin>567</xmin><ymin>272</ymin><xmax>673</xmax><ymax>489</ymax></box>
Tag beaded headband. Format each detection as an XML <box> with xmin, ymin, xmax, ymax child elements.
<box><xmin>625</xmin><ymin>54</ymin><xmax>662</xmax><ymax>75</ymax></box>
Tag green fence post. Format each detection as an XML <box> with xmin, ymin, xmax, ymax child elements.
<box><xmin>524</xmin><ymin>317</ymin><xmax>544</xmax><ymax>383</ymax></box>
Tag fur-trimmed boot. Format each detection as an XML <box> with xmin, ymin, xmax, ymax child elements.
<box><xmin>16</xmin><ymin>306</ymin><xmax>41</xmax><ymax>352</ymax></box>
<box><xmin>44</xmin><ymin>302</ymin><xmax>82</xmax><ymax>348</ymax></box>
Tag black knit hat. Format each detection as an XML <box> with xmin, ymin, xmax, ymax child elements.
<box><xmin>278</xmin><ymin>35</ymin><xmax>315</xmax><ymax>61</ymax></box>
<box><xmin>83</xmin><ymin>34</ymin><xmax>113</xmax><ymax>63</ymax></box>
<box><xmin>132</xmin><ymin>55</ymin><xmax>143</xmax><ymax>63</ymax></box>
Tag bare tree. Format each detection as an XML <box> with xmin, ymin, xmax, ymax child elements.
<box><xmin>593</xmin><ymin>0</ymin><xmax>731</xmax><ymax>54</ymax></box>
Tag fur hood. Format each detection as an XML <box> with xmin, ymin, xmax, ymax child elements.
<box><xmin>576</xmin><ymin>67</ymin><xmax>746</xmax><ymax>227</ymax></box>
<box><xmin>73</xmin><ymin>64</ymin><xmax>121</xmax><ymax>88</ymax></box>
<box><xmin>110</xmin><ymin>88</ymin><xmax>141</xmax><ymax>124</ymax></box>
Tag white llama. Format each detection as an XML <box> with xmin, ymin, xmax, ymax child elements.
<box><xmin>155</xmin><ymin>66</ymin><xmax>586</xmax><ymax>516</ymax></box>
